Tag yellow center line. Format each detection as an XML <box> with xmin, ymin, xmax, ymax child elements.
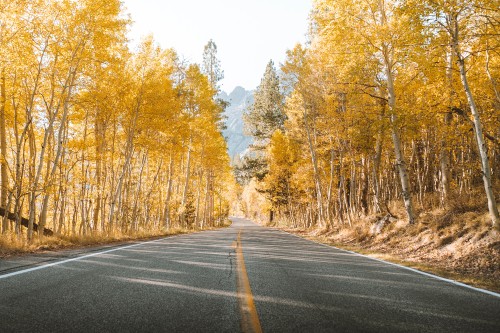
<box><xmin>235</xmin><ymin>229</ymin><xmax>263</xmax><ymax>333</ymax></box>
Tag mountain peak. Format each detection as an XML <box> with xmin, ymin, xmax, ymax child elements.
<box><xmin>223</xmin><ymin>87</ymin><xmax>254</xmax><ymax>160</ymax></box>
<box><xmin>228</xmin><ymin>86</ymin><xmax>248</xmax><ymax>105</ymax></box>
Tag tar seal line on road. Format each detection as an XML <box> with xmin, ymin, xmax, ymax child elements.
<box><xmin>234</xmin><ymin>229</ymin><xmax>263</xmax><ymax>333</ymax></box>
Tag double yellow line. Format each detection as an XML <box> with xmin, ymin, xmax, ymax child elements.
<box><xmin>234</xmin><ymin>230</ymin><xmax>262</xmax><ymax>333</ymax></box>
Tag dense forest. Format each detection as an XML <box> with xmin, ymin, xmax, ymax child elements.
<box><xmin>0</xmin><ymin>0</ymin><xmax>233</xmax><ymax>242</ymax></box>
<box><xmin>239</xmin><ymin>0</ymin><xmax>500</xmax><ymax>231</ymax></box>
<box><xmin>1</xmin><ymin>0</ymin><xmax>499</xmax><ymax>249</ymax></box>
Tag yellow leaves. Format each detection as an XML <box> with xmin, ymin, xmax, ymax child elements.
<box><xmin>182</xmin><ymin>64</ymin><xmax>219</xmax><ymax>120</ymax></box>
<box><xmin>268</xmin><ymin>130</ymin><xmax>299</xmax><ymax>168</ymax></box>
<box><xmin>67</xmin><ymin>137</ymin><xmax>95</xmax><ymax>152</ymax></box>
<box><xmin>259</xmin><ymin>130</ymin><xmax>303</xmax><ymax>207</ymax></box>
<box><xmin>0</xmin><ymin>0</ymin><xmax>235</xmax><ymax>239</ymax></box>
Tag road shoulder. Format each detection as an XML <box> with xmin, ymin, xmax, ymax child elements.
<box><xmin>270</xmin><ymin>225</ymin><xmax>500</xmax><ymax>294</ymax></box>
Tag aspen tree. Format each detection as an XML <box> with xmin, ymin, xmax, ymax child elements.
<box><xmin>312</xmin><ymin>0</ymin><xmax>420</xmax><ymax>223</ymax></box>
<box><xmin>0</xmin><ymin>0</ymin><xmax>28</xmax><ymax>234</ymax></box>
<box><xmin>0</xmin><ymin>0</ymin><xmax>234</xmax><ymax>242</ymax></box>
<box><xmin>435</xmin><ymin>2</ymin><xmax>500</xmax><ymax>228</ymax></box>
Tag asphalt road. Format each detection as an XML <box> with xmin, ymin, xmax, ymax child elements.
<box><xmin>0</xmin><ymin>217</ymin><xmax>499</xmax><ymax>332</ymax></box>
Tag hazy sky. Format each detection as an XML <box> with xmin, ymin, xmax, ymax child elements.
<box><xmin>122</xmin><ymin>0</ymin><xmax>312</xmax><ymax>93</ymax></box>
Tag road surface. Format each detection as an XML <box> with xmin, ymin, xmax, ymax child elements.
<box><xmin>0</xmin><ymin>218</ymin><xmax>499</xmax><ymax>332</ymax></box>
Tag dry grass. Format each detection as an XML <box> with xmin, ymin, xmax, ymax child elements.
<box><xmin>0</xmin><ymin>220</ymin><xmax>232</xmax><ymax>258</ymax></box>
<box><xmin>0</xmin><ymin>229</ymin><xmax>186</xmax><ymax>258</ymax></box>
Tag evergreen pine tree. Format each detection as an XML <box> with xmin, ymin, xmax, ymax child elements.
<box><xmin>202</xmin><ymin>39</ymin><xmax>224</xmax><ymax>91</ymax></box>
<box><xmin>244</xmin><ymin>60</ymin><xmax>286</xmax><ymax>147</ymax></box>
<box><xmin>238</xmin><ymin>60</ymin><xmax>286</xmax><ymax>186</ymax></box>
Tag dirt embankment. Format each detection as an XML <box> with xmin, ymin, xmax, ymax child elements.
<box><xmin>278</xmin><ymin>207</ymin><xmax>500</xmax><ymax>292</ymax></box>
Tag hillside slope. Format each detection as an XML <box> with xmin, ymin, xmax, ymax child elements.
<box><xmin>220</xmin><ymin>87</ymin><xmax>253</xmax><ymax>160</ymax></box>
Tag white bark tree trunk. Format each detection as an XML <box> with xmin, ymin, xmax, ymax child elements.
<box><xmin>451</xmin><ymin>16</ymin><xmax>499</xmax><ymax>229</ymax></box>
<box><xmin>440</xmin><ymin>49</ymin><xmax>453</xmax><ymax>204</ymax></box>
<box><xmin>383</xmin><ymin>45</ymin><xmax>416</xmax><ymax>224</ymax></box>
<box><xmin>164</xmin><ymin>151</ymin><xmax>174</xmax><ymax>229</ymax></box>
<box><xmin>38</xmin><ymin>73</ymin><xmax>75</xmax><ymax>235</ymax></box>
<box><xmin>0</xmin><ymin>71</ymin><xmax>8</xmax><ymax>233</ymax></box>
<box><xmin>181</xmin><ymin>135</ymin><xmax>193</xmax><ymax>225</ymax></box>
<box><xmin>303</xmin><ymin>104</ymin><xmax>324</xmax><ymax>227</ymax></box>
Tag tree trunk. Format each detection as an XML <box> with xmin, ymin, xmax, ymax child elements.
<box><xmin>164</xmin><ymin>151</ymin><xmax>174</xmax><ymax>229</ymax></box>
<box><xmin>132</xmin><ymin>152</ymin><xmax>147</xmax><ymax>231</ymax></box>
<box><xmin>383</xmin><ymin>44</ymin><xmax>416</xmax><ymax>224</ymax></box>
<box><xmin>181</xmin><ymin>136</ymin><xmax>193</xmax><ymax>225</ymax></box>
<box><xmin>326</xmin><ymin>146</ymin><xmax>335</xmax><ymax>225</ymax></box>
<box><xmin>0</xmin><ymin>71</ymin><xmax>8</xmax><ymax>233</ymax></box>
<box><xmin>27</xmin><ymin>121</ymin><xmax>36</xmax><ymax>240</ymax></box>
<box><xmin>440</xmin><ymin>49</ymin><xmax>453</xmax><ymax>204</ymax></box>
<box><xmin>0</xmin><ymin>207</ymin><xmax>53</xmax><ymax>236</ymax></box>
<box><xmin>451</xmin><ymin>16</ymin><xmax>500</xmax><ymax>229</ymax></box>
<box><xmin>361</xmin><ymin>158</ymin><xmax>369</xmax><ymax>216</ymax></box>
<box><xmin>195</xmin><ymin>170</ymin><xmax>203</xmax><ymax>228</ymax></box>
<box><xmin>203</xmin><ymin>170</ymin><xmax>211</xmax><ymax>227</ymax></box>
<box><xmin>39</xmin><ymin>75</ymin><xmax>74</xmax><ymax>236</ymax></box>
<box><xmin>377</xmin><ymin>0</ymin><xmax>416</xmax><ymax>224</ymax></box>
<box><xmin>109</xmin><ymin>94</ymin><xmax>142</xmax><ymax>231</ymax></box>
<box><xmin>485</xmin><ymin>48</ymin><xmax>500</xmax><ymax>106</ymax></box>
<box><xmin>93</xmin><ymin>116</ymin><xmax>104</xmax><ymax>232</ymax></box>
<box><xmin>303</xmin><ymin>105</ymin><xmax>324</xmax><ymax>227</ymax></box>
<box><xmin>372</xmin><ymin>102</ymin><xmax>384</xmax><ymax>213</ymax></box>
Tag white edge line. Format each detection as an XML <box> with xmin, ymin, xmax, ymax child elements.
<box><xmin>278</xmin><ymin>228</ymin><xmax>500</xmax><ymax>299</ymax></box>
<box><xmin>0</xmin><ymin>235</ymin><xmax>180</xmax><ymax>280</ymax></box>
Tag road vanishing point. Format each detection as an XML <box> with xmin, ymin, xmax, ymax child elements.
<box><xmin>1</xmin><ymin>218</ymin><xmax>499</xmax><ymax>332</ymax></box>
